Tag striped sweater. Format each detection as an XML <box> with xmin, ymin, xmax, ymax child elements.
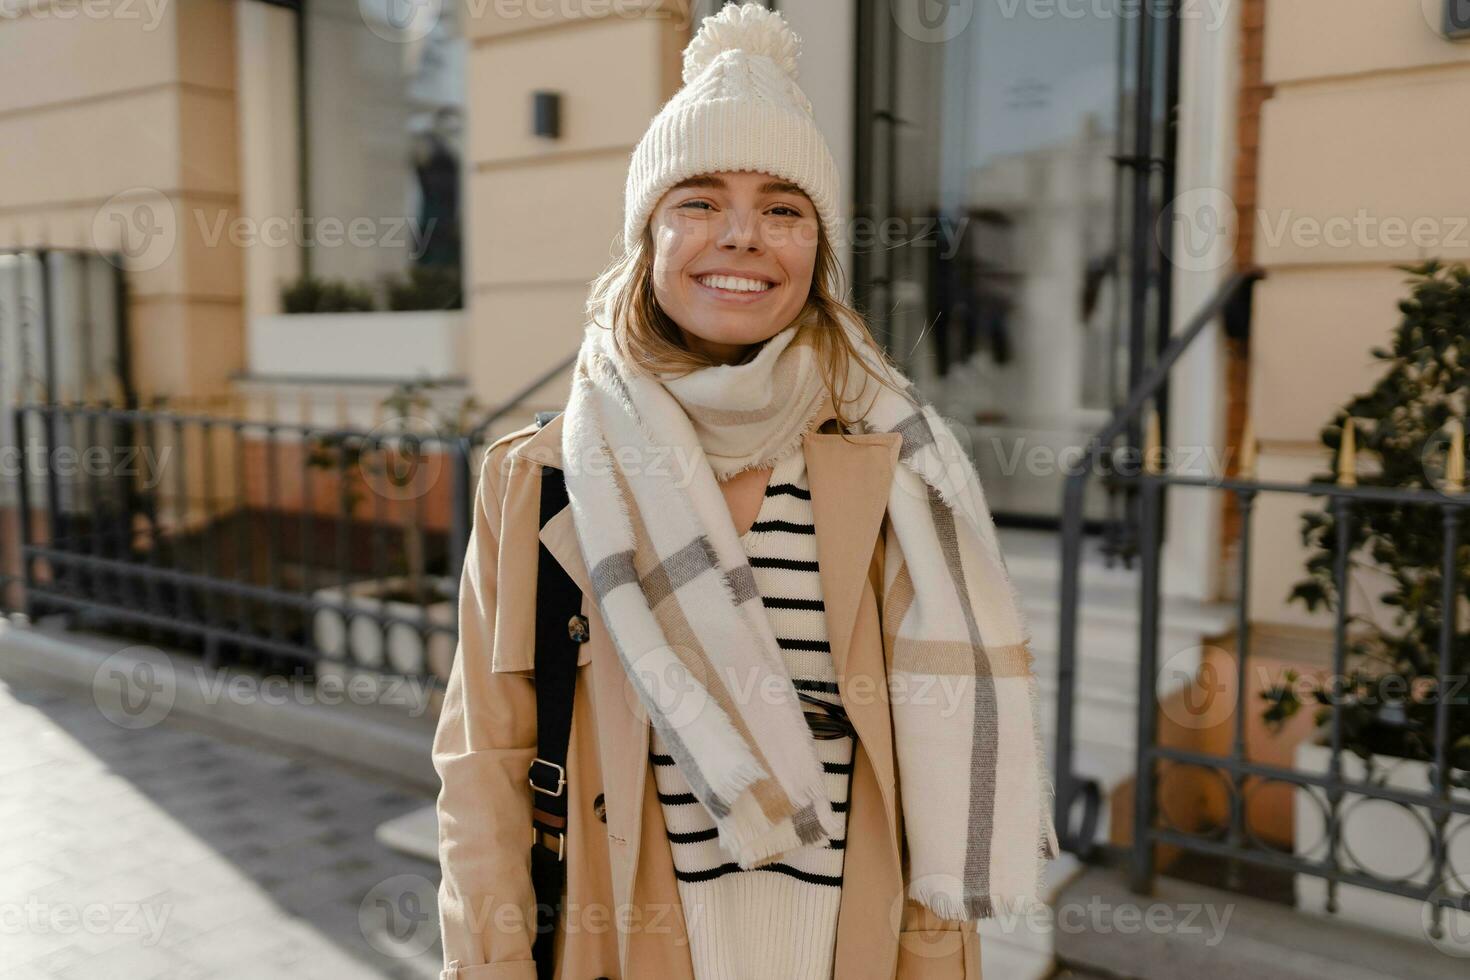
<box><xmin>648</xmin><ymin>445</ymin><xmax>855</xmax><ymax>980</ymax></box>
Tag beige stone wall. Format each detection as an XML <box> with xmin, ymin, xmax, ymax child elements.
<box><xmin>0</xmin><ymin>0</ymin><xmax>244</xmax><ymax>404</ymax></box>
<box><xmin>461</xmin><ymin>0</ymin><xmax>688</xmax><ymax>438</ymax></box>
<box><xmin>1248</xmin><ymin>0</ymin><xmax>1470</xmax><ymax>626</ymax></box>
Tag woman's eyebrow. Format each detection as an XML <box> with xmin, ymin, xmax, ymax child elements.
<box><xmin>758</xmin><ymin>179</ymin><xmax>807</xmax><ymax>197</ymax></box>
<box><xmin>668</xmin><ymin>175</ymin><xmax>809</xmax><ymax>198</ymax></box>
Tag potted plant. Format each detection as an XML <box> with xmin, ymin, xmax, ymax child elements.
<box><xmin>309</xmin><ymin>379</ymin><xmax>481</xmax><ymax>681</ymax></box>
<box><xmin>1262</xmin><ymin>262</ymin><xmax>1470</xmax><ymax>949</ymax></box>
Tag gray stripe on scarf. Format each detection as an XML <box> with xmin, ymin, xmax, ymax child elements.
<box><xmin>586</xmin><ymin>551</ymin><xmax>732</xmax><ymax>816</ymax></box>
<box><xmin>893</xmin><ymin>401</ymin><xmax>1001</xmax><ymax>904</ymax></box>
<box><xmin>926</xmin><ymin>466</ymin><xmax>998</xmax><ymax>909</ymax></box>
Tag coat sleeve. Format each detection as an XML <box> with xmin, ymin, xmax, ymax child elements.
<box><xmin>433</xmin><ymin>445</ymin><xmax>540</xmax><ymax>980</ymax></box>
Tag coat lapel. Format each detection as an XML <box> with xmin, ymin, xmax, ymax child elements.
<box><xmin>803</xmin><ymin>426</ymin><xmax>903</xmax><ymax>848</ymax></box>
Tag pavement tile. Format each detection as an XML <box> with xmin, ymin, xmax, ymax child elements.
<box><xmin>1</xmin><ymin>675</ymin><xmax>442</xmax><ymax>979</ymax></box>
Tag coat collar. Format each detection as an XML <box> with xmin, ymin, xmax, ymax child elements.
<box><xmin>498</xmin><ymin>400</ymin><xmax>904</xmax><ymax>967</ymax></box>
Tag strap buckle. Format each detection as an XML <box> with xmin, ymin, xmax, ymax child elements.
<box><xmin>532</xmin><ymin>826</ymin><xmax>566</xmax><ymax>861</ymax></box>
<box><xmin>529</xmin><ymin>758</ymin><xmax>566</xmax><ymax>796</ymax></box>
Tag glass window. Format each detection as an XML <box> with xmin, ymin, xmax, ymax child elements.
<box><xmin>303</xmin><ymin>0</ymin><xmax>466</xmax><ymax>307</ymax></box>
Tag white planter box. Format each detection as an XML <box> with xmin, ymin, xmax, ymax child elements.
<box><xmin>1293</xmin><ymin>730</ymin><xmax>1470</xmax><ymax>955</ymax></box>
<box><xmin>248</xmin><ymin>311</ymin><xmax>466</xmax><ymax>381</ymax></box>
<box><xmin>312</xmin><ymin>575</ymin><xmax>455</xmax><ymax>681</ymax></box>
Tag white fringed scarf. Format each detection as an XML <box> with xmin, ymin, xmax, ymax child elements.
<box><xmin>559</xmin><ymin>315</ymin><xmax>1059</xmax><ymax>920</ymax></box>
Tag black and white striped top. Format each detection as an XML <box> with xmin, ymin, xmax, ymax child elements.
<box><xmin>650</xmin><ymin>446</ymin><xmax>854</xmax><ymax>980</ymax></box>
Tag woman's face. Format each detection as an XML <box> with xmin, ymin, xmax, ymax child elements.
<box><xmin>649</xmin><ymin>170</ymin><xmax>819</xmax><ymax>364</ymax></box>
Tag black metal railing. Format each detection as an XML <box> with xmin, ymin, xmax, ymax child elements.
<box><xmin>1054</xmin><ymin>266</ymin><xmax>1264</xmax><ymax>858</ymax></box>
<box><xmin>1129</xmin><ymin>472</ymin><xmax>1470</xmax><ymax>929</ymax></box>
<box><xmin>8</xmin><ymin>400</ymin><xmax>474</xmax><ymax>684</ymax></box>
<box><xmin>4</xmin><ymin>351</ymin><xmax>578</xmax><ymax>688</ymax></box>
<box><xmin>1053</xmin><ymin>268</ymin><xmax>1470</xmax><ymax>929</ymax></box>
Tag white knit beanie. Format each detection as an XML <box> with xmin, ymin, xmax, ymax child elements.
<box><xmin>621</xmin><ymin>2</ymin><xmax>842</xmax><ymax>252</ymax></box>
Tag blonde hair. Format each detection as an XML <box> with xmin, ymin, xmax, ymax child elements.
<box><xmin>583</xmin><ymin>223</ymin><xmax>909</xmax><ymax>434</ymax></box>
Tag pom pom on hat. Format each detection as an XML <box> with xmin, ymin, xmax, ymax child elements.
<box><xmin>621</xmin><ymin>1</ymin><xmax>842</xmax><ymax>252</ymax></box>
<box><xmin>682</xmin><ymin>1</ymin><xmax>801</xmax><ymax>85</ymax></box>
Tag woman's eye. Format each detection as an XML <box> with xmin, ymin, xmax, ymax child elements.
<box><xmin>678</xmin><ymin>200</ymin><xmax>714</xmax><ymax>211</ymax></box>
<box><xmin>768</xmin><ymin>205</ymin><xmax>802</xmax><ymax>218</ymax></box>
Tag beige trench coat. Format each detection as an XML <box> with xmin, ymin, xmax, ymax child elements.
<box><xmin>433</xmin><ymin>402</ymin><xmax>984</xmax><ymax>980</ymax></box>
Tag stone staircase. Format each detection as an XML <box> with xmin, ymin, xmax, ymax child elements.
<box><xmin>979</xmin><ymin>529</ymin><xmax>1236</xmax><ymax>980</ymax></box>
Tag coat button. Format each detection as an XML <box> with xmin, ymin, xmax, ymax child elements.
<box><xmin>568</xmin><ymin>614</ymin><xmax>590</xmax><ymax>643</ymax></box>
<box><xmin>593</xmin><ymin>792</ymin><xmax>606</xmax><ymax>823</ymax></box>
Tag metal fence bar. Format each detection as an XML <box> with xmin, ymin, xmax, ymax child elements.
<box><xmin>1130</xmin><ymin>474</ymin><xmax>1164</xmax><ymax>893</ymax></box>
<box><xmin>1428</xmin><ymin>505</ymin><xmax>1462</xmax><ymax>939</ymax></box>
<box><xmin>1324</xmin><ymin>495</ymin><xmax>1353</xmax><ymax>915</ymax></box>
<box><xmin>1225</xmin><ymin>486</ymin><xmax>1256</xmax><ymax>893</ymax></box>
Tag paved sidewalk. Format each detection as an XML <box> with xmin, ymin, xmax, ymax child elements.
<box><xmin>0</xmin><ymin>673</ymin><xmax>445</xmax><ymax>980</ymax></box>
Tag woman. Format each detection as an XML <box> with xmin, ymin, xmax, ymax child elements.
<box><xmin>433</xmin><ymin>5</ymin><xmax>1059</xmax><ymax>979</ymax></box>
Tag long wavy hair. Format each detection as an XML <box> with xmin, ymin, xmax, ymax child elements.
<box><xmin>583</xmin><ymin>222</ymin><xmax>909</xmax><ymax>434</ymax></box>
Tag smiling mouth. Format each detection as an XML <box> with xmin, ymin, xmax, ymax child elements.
<box><xmin>693</xmin><ymin>274</ymin><xmax>776</xmax><ymax>295</ymax></box>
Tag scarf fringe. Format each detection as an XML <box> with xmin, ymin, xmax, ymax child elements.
<box><xmin>719</xmin><ymin>777</ymin><xmax>837</xmax><ymax>869</ymax></box>
<box><xmin>908</xmin><ymin>878</ymin><xmax>1051</xmax><ymax>923</ymax></box>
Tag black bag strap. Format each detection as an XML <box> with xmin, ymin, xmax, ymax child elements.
<box><xmin>527</xmin><ymin>410</ymin><xmax>585</xmax><ymax>980</ymax></box>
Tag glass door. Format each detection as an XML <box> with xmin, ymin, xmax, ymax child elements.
<box><xmin>854</xmin><ymin>1</ymin><xmax>1176</xmax><ymax>527</ymax></box>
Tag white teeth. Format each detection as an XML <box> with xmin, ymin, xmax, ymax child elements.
<box><xmin>696</xmin><ymin>274</ymin><xmax>773</xmax><ymax>293</ymax></box>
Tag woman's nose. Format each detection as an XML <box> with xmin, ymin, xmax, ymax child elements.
<box><xmin>716</xmin><ymin>212</ymin><xmax>763</xmax><ymax>252</ymax></box>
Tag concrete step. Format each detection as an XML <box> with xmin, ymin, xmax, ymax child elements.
<box><xmin>1053</xmin><ymin>864</ymin><xmax>1461</xmax><ymax>980</ymax></box>
<box><xmin>377</xmin><ymin>803</ymin><xmax>439</xmax><ymax>862</ymax></box>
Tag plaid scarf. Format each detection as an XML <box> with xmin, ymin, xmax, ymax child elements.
<box><xmin>559</xmin><ymin>317</ymin><xmax>1059</xmax><ymax>920</ymax></box>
